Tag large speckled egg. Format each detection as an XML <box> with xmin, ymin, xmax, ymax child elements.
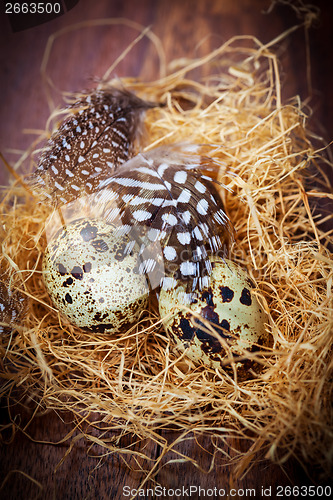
<box><xmin>159</xmin><ymin>257</ymin><xmax>269</xmax><ymax>371</ymax></box>
<box><xmin>43</xmin><ymin>218</ymin><xmax>149</xmax><ymax>332</ymax></box>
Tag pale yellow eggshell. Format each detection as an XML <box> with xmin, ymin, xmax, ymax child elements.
<box><xmin>159</xmin><ymin>257</ymin><xmax>269</xmax><ymax>370</ymax></box>
<box><xmin>43</xmin><ymin>218</ymin><xmax>149</xmax><ymax>333</ymax></box>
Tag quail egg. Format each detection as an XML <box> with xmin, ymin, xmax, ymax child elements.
<box><xmin>43</xmin><ymin>218</ymin><xmax>149</xmax><ymax>333</ymax></box>
<box><xmin>159</xmin><ymin>257</ymin><xmax>269</xmax><ymax>371</ymax></box>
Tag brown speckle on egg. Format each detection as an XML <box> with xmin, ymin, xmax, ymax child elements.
<box><xmin>219</xmin><ymin>286</ymin><xmax>234</xmax><ymax>302</ymax></box>
<box><xmin>240</xmin><ymin>288</ymin><xmax>252</xmax><ymax>306</ymax></box>
<box><xmin>63</xmin><ymin>277</ymin><xmax>73</xmax><ymax>287</ymax></box>
<box><xmin>58</xmin><ymin>263</ymin><xmax>68</xmax><ymax>275</ymax></box>
<box><xmin>71</xmin><ymin>267</ymin><xmax>84</xmax><ymax>280</ymax></box>
<box><xmin>83</xmin><ymin>262</ymin><xmax>92</xmax><ymax>273</ymax></box>
<box><xmin>80</xmin><ymin>222</ymin><xmax>98</xmax><ymax>242</ymax></box>
<box><xmin>91</xmin><ymin>239</ymin><xmax>109</xmax><ymax>252</ymax></box>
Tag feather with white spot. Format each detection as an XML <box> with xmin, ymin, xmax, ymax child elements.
<box><xmin>92</xmin><ymin>144</ymin><xmax>233</xmax><ymax>296</ymax></box>
<box><xmin>28</xmin><ymin>87</ymin><xmax>159</xmax><ymax>204</ymax></box>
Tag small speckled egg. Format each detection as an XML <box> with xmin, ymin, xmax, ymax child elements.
<box><xmin>43</xmin><ymin>218</ymin><xmax>149</xmax><ymax>333</ymax></box>
<box><xmin>159</xmin><ymin>257</ymin><xmax>269</xmax><ymax>371</ymax></box>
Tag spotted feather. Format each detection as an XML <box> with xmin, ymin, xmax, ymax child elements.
<box><xmin>91</xmin><ymin>144</ymin><xmax>233</xmax><ymax>297</ymax></box>
<box><xmin>29</xmin><ymin>88</ymin><xmax>158</xmax><ymax>204</ymax></box>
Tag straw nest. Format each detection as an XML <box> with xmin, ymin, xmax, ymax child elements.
<box><xmin>1</xmin><ymin>30</ymin><xmax>332</xmax><ymax>484</ymax></box>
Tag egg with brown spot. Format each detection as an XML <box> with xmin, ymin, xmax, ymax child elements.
<box><xmin>43</xmin><ymin>218</ymin><xmax>149</xmax><ymax>332</ymax></box>
<box><xmin>159</xmin><ymin>257</ymin><xmax>269</xmax><ymax>371</ymax></box>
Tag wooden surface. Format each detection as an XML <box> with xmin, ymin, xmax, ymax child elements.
<box><xmin>1</xmin><ymin>0</ymin><xmax>332</xmax><ymax>499</ymax></box>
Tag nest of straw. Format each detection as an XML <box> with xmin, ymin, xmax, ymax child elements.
<box><xmin>1</xmin><ymin>33</ymin><xmax>332</xmax><ymax>482</ymax></box>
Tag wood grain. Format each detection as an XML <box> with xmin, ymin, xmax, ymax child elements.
<box><xmin>1</xmin><ymin>0</ymin><xmax>332</xmax><ymax>498</ymax></box>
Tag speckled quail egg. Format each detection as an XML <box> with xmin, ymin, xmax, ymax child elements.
<box><xmin>159</xmin><ymin>257</ymin><xmax>269</xmax><ymax>371</ymax></box>
<box><xmin>43</xmin><ymin>218</ymin><xmax>149</xmax><ymax>333</ymax></box>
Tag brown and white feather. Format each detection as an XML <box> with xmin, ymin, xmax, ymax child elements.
<box><xmin>93</xmin><ymin>144</ymin><xmax>233</xmax><ymax>296</ymax></box>
<box><xmin>29</xmin><ymin>88</ymin><xmax>157</xmax><ymax>204</ymax></box>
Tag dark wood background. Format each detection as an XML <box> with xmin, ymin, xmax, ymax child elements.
<box><xmin>1</xmin><ymin>0</ymin><xmax>332</xmax><ymax>498</ymax></box>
